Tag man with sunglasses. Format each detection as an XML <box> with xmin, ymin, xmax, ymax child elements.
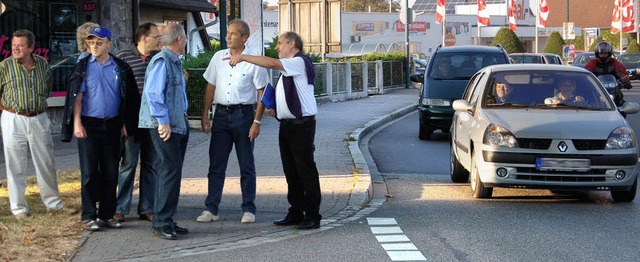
<box><xmin>113</xmin><ymin>23</ymin><xmax>162</xmax><ymax>224</ymax></box>
<box><xmin>61</xmin><ymin>26</ymin><xmax>141</xmax><ymax>231</ymax></box>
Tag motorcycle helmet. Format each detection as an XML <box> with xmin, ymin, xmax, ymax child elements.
<box><xmin>594</xmin><ymin>41</ymin><xmax>613</xmax><ymax>62</ymax></box>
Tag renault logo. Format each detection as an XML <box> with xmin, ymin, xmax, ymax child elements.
<box><xmin>557</xmin><ymin>141</ymin><xmax>568</xmax><ymax>152</ymax></box>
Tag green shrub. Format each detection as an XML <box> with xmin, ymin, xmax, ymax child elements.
<box><xmin>626</xmin><ymin>40</ymin><xmax>640</xmax><ymax>54</ymax></box>
<box><xmin>491</xmin><ymin>27</ymin><xmax>525</xmax><ymax>53</ymax></box>
<box><xmin>543</xmin><ymin>31</ymin><xmax>565</xmax><ymax>56</ymax></box>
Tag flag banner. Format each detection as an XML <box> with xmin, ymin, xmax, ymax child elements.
<box><xmin>611</xmin><ymin>0</ymin><xmax>635</xmax><ymax>33</ymax></box>
<box><xmin>508</xmin><ymin>0</ymin><xmax>517</xmax><ymax>31</ymax></box>
<box><xmin>477</xmin><ymin>0</ymin><xmax>490</xmax><ymax>26</ymax></box>
<box><xmin>538</xmin><ymin>0</ymin><xmax>549</xmax><ymax>28</ymax></box>
<box><xmin>436</xmin><ymin>0</ymin><xmax>445</xmax><ymax>24</ymax></box>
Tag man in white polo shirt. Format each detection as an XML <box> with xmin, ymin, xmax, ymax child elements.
<box><xmin>227</xmin><ymin>31</ymin><xmax>321</xmax><ymax>230</ymax></box>
<box><xmin>197</xmin><ymin>19</ymin><xmax>269</xmax><ymax>224</ymax></box>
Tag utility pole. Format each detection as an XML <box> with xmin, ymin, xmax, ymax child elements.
<box><xmin>220</xmin><ymin>0</ymin><xmax>227</xmax><ymax>49</ymax></box>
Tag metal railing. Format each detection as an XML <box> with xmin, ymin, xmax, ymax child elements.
<box><xmin>184</xmin><ymin>60</ymin><xmax>407</xmax><ymax>119</ymax></box>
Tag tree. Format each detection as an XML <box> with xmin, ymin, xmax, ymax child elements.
<box><xmin>543</xmin><ymin>31</ymin><xmax>565</xmax><ymax>55</ymax></box>
<box><xmin>343</xmin><ymin>0</ymin><xmax>400</xmax><ymax>13</ymax></box>
<box><xmin>490</xmin><ymin>28</ymin><xmax>525</xmax><ymax>53</ymax></box>
<box><xmin>626</xmin><ymin>40</ymin><xmax>640</xmax><ymax>54</ymax></box>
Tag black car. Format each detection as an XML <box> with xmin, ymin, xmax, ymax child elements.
<box><xmin>410</xmin><ymin>45</ymin><xmax>510</xmax><ymax>140</ymax></box>
<box><xmin>570</xmin><ymin>52</ymin><xmax>595</xmax><ymax>68</ymax></box>
<box><xmin>618</xmin><ymin>53</ymin><xmax>640</xmax><ymax>80</ymax></box>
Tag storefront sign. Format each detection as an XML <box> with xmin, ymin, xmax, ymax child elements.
<box><xmin>83</xmin><ymin>3</ymin><xmax>96</xmax><ymax>11</ymax></box>
<box><xmin>394</xmin><ymin>21</ymin><xmax>427</xmax><ymax>34</ymax></box>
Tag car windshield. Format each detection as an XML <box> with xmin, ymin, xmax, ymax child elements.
<box><xmin>573</xmin><ymin>53</ymin><xmax>594</xmax><ymax>63</ymax></box>
<box><xmin>429</xmin><ymin>53</ymin><xmax>507</xmax><ymax>80</ymax></box>
<box><xmin>511</xmin><ymin>55</ymin><xmax>544</xmax><ymax>64</ymax></box>
<box><xmin>483</xmin><ymin>71</ymin><xmax>614</xmax><ymax>110</ymax></box>
<box><xmin>620</xmin><ymin>55</ymin><xmax>640</xmax><ymax>63</ymax></box>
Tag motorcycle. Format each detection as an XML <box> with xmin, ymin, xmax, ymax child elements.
<box><xmin>597</xmin><ymin>74</ymin><xmax>626</xmax><ymax>117</ymax></box>
<box><xmin>597</xmin><ymin>75</ymin><xmax>624</xmax><ymax>105</ymax></box>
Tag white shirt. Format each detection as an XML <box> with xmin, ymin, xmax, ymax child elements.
<box><xmin>275</xmin><ymin>57</ymin><xmax>318</xmax><ymax>119</ymax></box>
<box><xmin>203</xmin><ymin>46</ymin><xmax>269</xmax><ymax>105</ymax></box>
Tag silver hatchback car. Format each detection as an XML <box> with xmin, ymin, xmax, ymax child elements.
<box><xmin>450</xmin><ymin>64</ymin><xmax>640</xmax><ymax>201</ymax></box>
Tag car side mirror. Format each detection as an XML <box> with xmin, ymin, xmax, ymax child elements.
<box><xmin>452</xmin><ymin>99</ymin><xmax>473</xmax><ymax>112</ymax></box>
<box><xmin>619</xmin><ymin>101</ymin><xmax>640</xmax><ymax>114</ymax></box>
<box><xmin>410</xmin><ymin>74</ymin><xmax>424</xmax><ymax>84</ymax></box>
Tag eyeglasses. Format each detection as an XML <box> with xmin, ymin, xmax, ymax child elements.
<box><xmin>86</xmin><ymin>40</ymin><xmax>106</xmax><ymax>46</ymax></box>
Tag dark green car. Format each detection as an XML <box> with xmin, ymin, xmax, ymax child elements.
<box><xmin>411</xmin><ymin>45</ymin><xmax>510</xmax><ymax>140</ymax></box>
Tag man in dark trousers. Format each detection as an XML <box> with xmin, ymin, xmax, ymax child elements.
<box><xmin>228</xmin><ymin>31</ymin><xmax>322</xmax><ymax>230</ymax></box>
<box><xmin>114</xmin><ymin>22</ymin><xmax>162</xmax><ymax>223</ymax></box>
<box><xmin>61</xmin><ymin>26</ymin><xmax>141</xmax><ymax>231</ymax></box>
<box><xmin>138</xmin><ymin>23</ymin><xmax>190</xmax><ymax>240</ymax></box>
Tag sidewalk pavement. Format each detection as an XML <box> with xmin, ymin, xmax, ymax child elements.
<box><xmin>3</xmin><ymin>87</ymin><xmax>419</xmax><ymax>261</ymax></box>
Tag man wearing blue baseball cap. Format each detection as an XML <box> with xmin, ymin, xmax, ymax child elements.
<box><xmin>61</xmin><ymin>26</ymin><xmax>141</xmax><ymax>232</ymax></box>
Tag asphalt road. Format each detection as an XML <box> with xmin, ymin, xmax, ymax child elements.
<box><xmin>362</xmin><ymin>82</ymin><xmax>640</xmax><ymax>261</ymax></box>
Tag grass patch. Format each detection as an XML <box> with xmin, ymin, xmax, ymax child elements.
<box><xmin>0</xmin><ymin>169</ymin><xmax>83</xmax><ymax>261</ymax></box>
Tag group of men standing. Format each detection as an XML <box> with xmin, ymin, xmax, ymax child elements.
<box><xmin>0</xmin><ymin>18</ymin><xmax>323</xmax><ymax>240</ymax></box>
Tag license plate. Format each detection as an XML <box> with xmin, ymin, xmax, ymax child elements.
<box><xmin>536</xmin><ymin>158</ymin><xmax>591</xmax><ymax>171</ymax></box>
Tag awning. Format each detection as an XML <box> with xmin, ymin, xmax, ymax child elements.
<box><xmin>140</xmin><ymin>0</ymin><xmax>216</xmax><ymax>12</ymax></box>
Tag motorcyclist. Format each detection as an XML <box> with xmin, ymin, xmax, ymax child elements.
<box><xmin>584</xmin><ymin>41</ymin><xmax>632</xmax><ymax>106</ymax></box>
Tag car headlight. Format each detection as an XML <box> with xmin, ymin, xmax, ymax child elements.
<box><xmin>606</xmin><ymin>126</ymin><xmax>637</xmax><ymax>149</ymax></box>
<box><xmin>483</xmin><ymin>124</ymin><xmax>519</xmax><ymax>147</ymax></box>
<box><xmin>421</xmin><ymin>98</ymin><xmax>451</xmax><ymax>106</ymax></box>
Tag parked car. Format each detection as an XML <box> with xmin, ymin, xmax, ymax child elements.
<box><xmin>450</xmin><ymin>64</ymin><xmax>640</xmax><ymax>201</ymax></box>
<box><xmin>509</xmin><ymin>53</ymin><xmax>549</xmax><ymax>64</ymax></box>
<box><xmin>410</xmin><ymin>45</ymin><xmax>511</xmax><ymax>140</ymax></box>
<box><xmin>618</xmin><ymin>53</ymin><xmax>640</xmax><ymax>80</ymax></box>
<box><xmin>542</xmin><ymin>53</ymin><xmax>563</xmax><ymax>64</ymax></box>
<box><xmin>570</xmin><ymin>52</ymin><xmax>595</xmax><ymax>68</ymax></box>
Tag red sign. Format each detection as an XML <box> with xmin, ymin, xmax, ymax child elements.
<box><xmin>83</xmin><ymin>3</ymin><xmax>96</xmax><ymax>11</ymax></box>
<box><xmin>395</xmin><ymin>21</ymin><xmax>427</xmax><ymax>33</ymax></box>
<box><xmin>444</xmin><ymin>33</ymin><xmax>456</xmax><ymax>46</ymax></box>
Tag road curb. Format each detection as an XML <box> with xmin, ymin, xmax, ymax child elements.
<box><xmin>347</xmin><ymin>103</ymin><xmax>416</xmax><ymax>208</ymax></box>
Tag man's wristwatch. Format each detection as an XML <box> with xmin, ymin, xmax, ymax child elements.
<box><xmin>253</xmin><ymin>119</ymin><xmax>262</xmax><ymax>125</ymax></box>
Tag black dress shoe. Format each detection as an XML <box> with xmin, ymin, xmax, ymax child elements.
<box><xmin>297</xmin><ymin>220</ymin><xmax>320</xmax><ymax>230</ymax></box>
<box><xmin>273</xmin><ymin>217</ymin><xmax>303</xmax><ymax>226</ymax></box>
<box><xmin>173</xmin><ymin>223</ymin><xmax>189</xmax><ymax>234</ymax></box>
<box><xmin>153</xmin><ymin>226</ymin><xmax>177</xmax><ymax>240</ymax></box>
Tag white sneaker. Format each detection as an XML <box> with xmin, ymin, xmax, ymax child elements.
<box><xmin>196</xmin><ymin>210</ymin><xmax>219</xmax><ymax>222</ymax></box>
<box><xmin>241</xmin><ymin>212</ymin><xmax>255</xmax><ymax>224</ymax></box>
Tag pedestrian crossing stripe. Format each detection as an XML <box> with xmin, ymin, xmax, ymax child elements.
<box><xmin>367</xmin><ymin>217</ymin><xmax>427</xmax><ymax>261</ymax></box>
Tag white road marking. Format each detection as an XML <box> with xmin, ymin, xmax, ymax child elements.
<box><xmin>375</xmin><ymin>235</ymin><xmax>411</xmax><ymax>242</ymax></box>
<box><xmin>367</xmin><ymin>217</ymin><xmax>397</xmax><ymax>225</ymax></box>
<box><xmin>381</xmin><ymin>243</ymin><xmax>419</xmax><ymax>251</ymax></box>
<box><xmin>370</xmin><ymin>226</ymin><xmax>403</xmax><ymax>234</ymax></box>
<box><xmin>387</xmin><ymin>251</ymin><xmax>428</xmax><ymax>261</ymax></box>
<box><xmin>367</xmin><ymin>217</ymin><xmax>427</xmax><ymax>261</ymax></box>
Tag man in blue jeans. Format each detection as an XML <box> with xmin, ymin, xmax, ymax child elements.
<box><xmin>197</xmin><ymin>19</ymin><xmax>269</xmax><ymax>224</ymax></box>
<box><xmin>114</xmin><ymin>23</ymin><xmax>162</xmax><ymax>223</ymax></box>
<box><xmin>138</xmin><ymin>23</ymin><xmax>189</xmax><ymax>240</ymax></box>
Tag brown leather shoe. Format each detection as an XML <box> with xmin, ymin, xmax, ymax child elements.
<box><xmin>113</xmin><ymin>213</ymin><xmax>125</xmax><ymax>222</ymax></box>
<box><xmin>139</xmin><ymin>213</ymin><xmax>153</xmax><ymax>222</ymax></box>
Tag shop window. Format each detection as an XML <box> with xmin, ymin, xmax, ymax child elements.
<box><xmin>0</xmin><ymin>0</ymin><xmax>98</xmax><ymax>95</ymax></box>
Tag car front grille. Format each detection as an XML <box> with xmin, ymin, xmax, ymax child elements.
<box><xmin>517</xmin><ymin>138</ymin><xmax>552</xmax><ymax>149</ymax></box>
<box><xmin>572</xmin><ymin>139</ymin><xmax>607</xmax><ymax>150</ymax></box>
<box><xmin>514</xmin><ymin>167</ymin><xmax>607</xmax><ymax>182</ymax></box>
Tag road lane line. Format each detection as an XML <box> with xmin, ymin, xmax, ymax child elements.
<box><xmin>381</xmin><ymin>243</ymin><xmax>419</xmax><ymax>251</ymax></box>
<box><xmin>371</xmin><ymin>226</ymin><xmax>403</xmax><ymax>234</ymax></box>
<box><xmin>368</xmin><ymin>217</ymin><xmax>427</xmax><ymax>261</ymax></box>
